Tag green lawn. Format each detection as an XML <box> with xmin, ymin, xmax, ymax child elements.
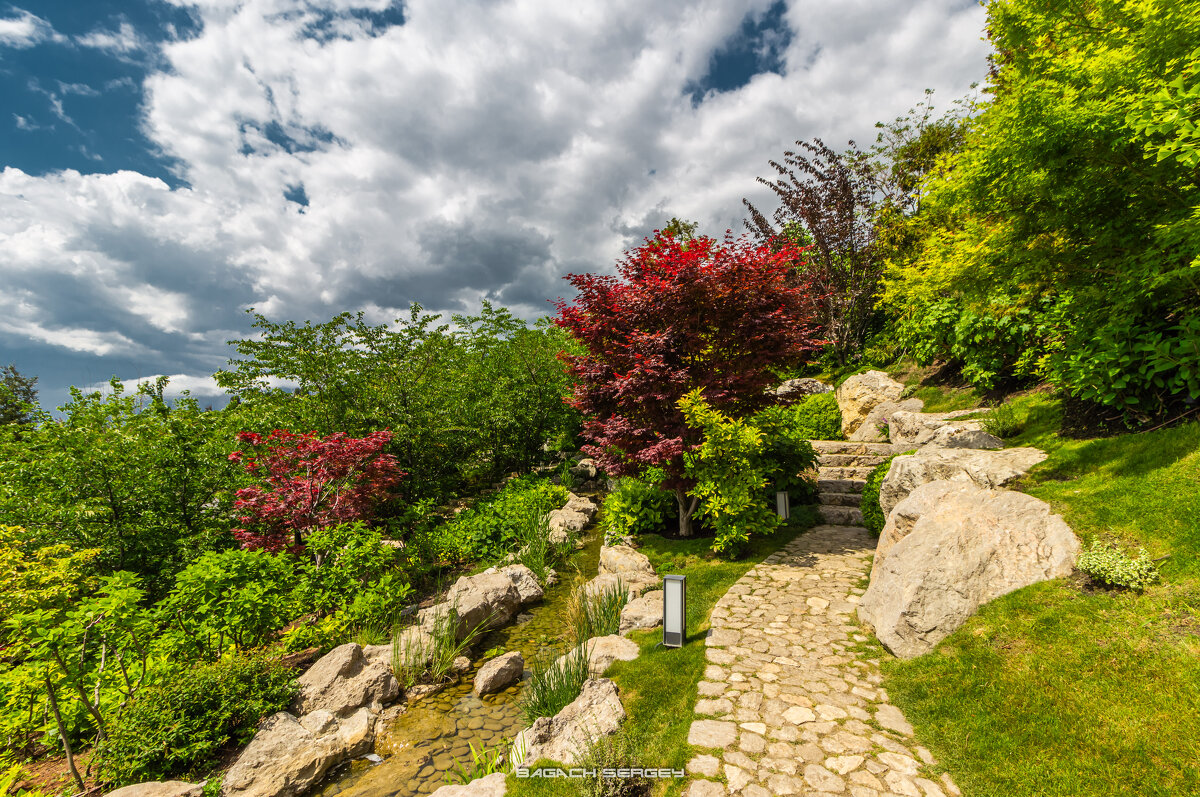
<box><xmin>508</xmin><ymin>507</ymin><xmax>819</xmax><ymax>797</ymax></box>
<box><xmin>882</xmin><ymin>390</ymin><xmax>1200</xmax><ymax>797</ymax></box>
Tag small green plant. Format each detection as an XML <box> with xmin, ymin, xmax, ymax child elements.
<box><xmin>513</xmin><ymin>507</ymin><xmax>562</xmax><ymax>583</ymax></box>
<box><xmin>0</xmin><ymin>765</ymin><xmax>53</xmax><ymax>797</ymax></box>
<box><xmin>1077</xmin><ymin>540</ymin><xmax>1161</xmax><ymax>591</ymax></box>
<box><xmin>574</xmin><ymin>727</ymin><xmax>651</xmax><ymax>797</ymax></box>
<box><xmin>982</xmin><ymin>402</ymin><xmax>1023</xmax><ymax>438</ymax></box>
<box><xmin>568</xmin><ymin>579</ymin><xmax>628</xmax><ymax>643</ymax></box>
<box><xmin>781</xmin><ymin>392</ymin><xmax>844</xmax><ymax>440</ymax></box>
<box><xmin>351</xmin><ymin>624</ymin><xmax>388</xmax><ymax>647</ymax></box>
<box><xmin>201</xmin><ymin>774</ymin><xmax>223</xmax><ymax>797</ymax></box>
<box><xmin>680</xmin><ymin>391</ymin><xmax>782</xmax><ymax>555</ymax></box>
<box><xmin>444</xmin><ymin>741</ymin><xmax>507</xmax><ymax>785</ymax></box>
<box><xmin>860</xmin><ymin>456</ymin><xmax>897</xmax><ymax>535</ymax></box>
<box><xmin>519</xmin><ymin>643</ymin><xmax>590</xmax><ymax>724</ymax></box>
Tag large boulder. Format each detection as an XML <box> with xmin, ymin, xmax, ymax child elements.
<box><xmin>835</xmin><ymin>371</ymin><xmax>905</xmax><ymax>437</ymax></box>
<box><xmin>849</xmin><ymin>398</ymin><xmax>925</xmax><ymax>442</ymax></box>
<box><xmin>222</xmin><ymin>709</ymin><xmax>375</xmax><ymax>797</ymax></box>
<box><xmin>474</xmin><ymin>651</ymin><xmax>525</xmax><ymax>696</ymax></box>
<box><xmin>552</xmin><ymin>634</ymin><xmax>640</xmax><ymax>678</ymax></box>
<box><xmin>564</xmin><ymin>493</ymin><xmax>598</xmax><ymax>520</ymax></box>
<box><xmin>422</xmin><ymin>571</ymin><xmax>525</xmax><ymax>640</ymax></box>
<box><xmin>888</xmin><ymin>409</ymin><xmax>992</xmax><ymax>449</ymax></box>
<box><xmin>775</xmin><ymin>378</ymin><xmax>833</xmax><ymax>398</ymax></box>
<box><xmin>547</xmin><ymin>508</ymin><xmax>589</xmax><ymax>542</ymax></box>
<box><xmin>598</xmin><ymin>545</ymin><xmax>656</xmax><ymax>580</ymax></box>
<box><xmin>619</xmin><ymin>590</ymin><xmax>663</xmax><ymax>635</ymax></box>
<box><xmin>293</xmin><ymin>644</ymin><xmax>399</xmax><ymax>717</ymax></box>
<box><xmin>429</xmin><ymin>773</ymin><xmax>507</xmax><ymax>797</ymax></box>
<box><xmin>511</xmin><ymin>679</ymin><xmax>626</xmax><ymax>767</ymax></box>
<box><xmin>926</xmin><ymin>424</ymin><xmax>1003</xmax><ymax>450</ymax></box>
<box><xmin>859</xmin><ymin>481</ymin><xmax>1080</xmax><ymax>658</ymax></box>
<box><xmin>879</xmin><ymin>446</ymin><xmax>1048</xmax><ymax>519</ymax></box>
<box><xmin>106</xmin><ymin>783</ymin><xmax>203</xmax><ymax>797</ymax></box>
<box><xmin>569</xmin><ymin>458</ymin><xmax>598</xmax><ymax>479</ymax></box>
<box><xmin>497</xmin><ymin>564</ymin><xmax>544</xmax><ymax>604</ymax></box>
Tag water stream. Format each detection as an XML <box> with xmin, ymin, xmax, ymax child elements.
<box><xmin>316</xmin><ymin>531</ymin><xmax>604</xmax><ymax>797</ymax></box>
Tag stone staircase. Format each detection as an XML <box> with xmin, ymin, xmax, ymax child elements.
<box><xmin>809</xmin><ymin>440</ymin><xmax>894</xmax><ymax>526</ymax></box>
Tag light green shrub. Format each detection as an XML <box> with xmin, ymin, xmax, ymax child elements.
<box><xmin>679</xmin><ymin>391</ymin><xmax>781</xmax><ymax>556</ymax></box>
<box><xmin>598</xmin><ymin>475</ymin><xmax>675</xmax><ymax>544</ymax></box>
<box><xmin>1077</xmin><ymin>540</ymin><xmax>1160</xmax><ymax>591</ymax></box>
<box><xmin>782</xmin><ymin>392</ymin><xmax>844</xmax><ymax>440</ymax></box>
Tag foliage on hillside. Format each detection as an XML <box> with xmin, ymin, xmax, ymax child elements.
<box><xmin>879</xmin><ymin>0</ymin><xmax>1200</xmax><ymax>422</ymax></box>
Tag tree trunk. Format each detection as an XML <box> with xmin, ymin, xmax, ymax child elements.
<box><xmin>46</xmin><ymin>678</ymin><xmax>85</xmax><ymax>792</ymax></box>
<box><xmin>673</xmin><ymin>489</ymin><xmax>700</xmax><ymax>537</ymax></box>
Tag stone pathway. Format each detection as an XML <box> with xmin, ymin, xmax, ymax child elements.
<box><xmin>682</xmin><ymin>523</ymin><xmax>962</xmax><ymax>797</ymax></box>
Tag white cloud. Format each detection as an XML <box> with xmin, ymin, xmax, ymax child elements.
<box><xmin>0</xmin><ymin>0</ymin><xmax>991</xmax><ymax>393</ymax></box>
<box><xmin>83</xmin><ymin>373</ymin><xmax>297</xmax><ymax>397</ymax></box>
<box><xmin>0</xmin><ymin>9</ymin><xmax>63</xmax><ymax>49</ymax></box>
<box><xmin>76</xmin><ymin>21</ymin><xmax>145</xmax><ymax>55</ymax></box>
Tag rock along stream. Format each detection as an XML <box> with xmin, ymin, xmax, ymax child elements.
<box><xmin>315</xmin><ymin>531</ymin><xmax>604</xmax><ymax>797</ymax></box>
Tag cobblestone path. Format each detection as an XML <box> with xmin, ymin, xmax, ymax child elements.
<box><xmin>682</xmin><ymin>523</ymin><xmax>961</xmax><ymax>797</ymax></box>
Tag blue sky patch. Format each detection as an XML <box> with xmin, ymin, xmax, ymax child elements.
<box><xmin>688</xmin><ymin>0</ymin><xmax>791</xmax><ymax>106</ymax></box>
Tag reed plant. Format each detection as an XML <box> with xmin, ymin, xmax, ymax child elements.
<box><xmin>568</xmin><ymin>578</ymin><xmax>628</xmax><ymax>643</ymax></box>
<box><xmin>518</xmin><ymin>643</ymin><xmax>590</xmax><ymax>725</ymax></box>
<box><xmin>444</xmin><ymin>741</ymin><xmax>507</xmax><ymax>785</ymax></box>
<box><xmin>390</xmin><ymin>604</ymin><xmax>495</xmax><ymax>689</ymax></box>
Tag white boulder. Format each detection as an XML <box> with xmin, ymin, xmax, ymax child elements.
<box><xmin>835</xmin><ymin>371</ymin><xmax>905</xmax><ymax>437</ymax></box>
<box><xmin>859</xmin><ymin>480</ymin><xmax>1080</xmax><ymax>659</ymax></box>
<box><xmin>511</xmin><ymin>678</ymin><xmax>626</xmax><ymax>767</ymax></box>
<box><xmin>879</xmin><ymin>446</ymin><xmax>1048</xmax><ymax>519</ymax></box>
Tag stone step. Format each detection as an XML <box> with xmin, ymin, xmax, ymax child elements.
<box><xmin>817</xmin><ymin>465</ymin><xmax>878</xmax><ymax>481</ymax></box>
<box><xmin>810</xmin><ymin>440</ymin><xmax>896</xmax><ymax>456</ymax></box>
<box><xmin>818</xmin><ymin>505</ymin><xmax>863</xmax><ymax>525</ymax></box>
<box><xmin>817</xmin><ymin>478</ymin><xmax>866</xmax><ymax>494</ymax></box>
<box><xmin>818</xmin><ymin>492</ymin><xmax>862</xmax><ymax>507</ymax></box>
<box><xmin>816</xmin><ymin>453</ymin><xmax>890</xmax><ymax>468</ymax></box>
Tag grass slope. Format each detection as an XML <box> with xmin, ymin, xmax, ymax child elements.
<box><xmin>508</xmin><ymin>507</ymin><xmax>819</xmax><ymax>796</ymax></box>
<box><xmin>883</xmin><ymin>390</ymin><xmax>1200</xmax><ymax>797</ymax></box>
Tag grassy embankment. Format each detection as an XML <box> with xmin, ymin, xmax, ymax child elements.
<box><xmin>507</xmin><ymin>506</ymin><xmax>820</xmax><ymax>797</ymax></box>
<box><xmin>880</xmin><ymin>376</ymin><xmax>1200</xmax><ymax>797</ymax></box>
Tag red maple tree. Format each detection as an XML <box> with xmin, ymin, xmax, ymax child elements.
<box><xmin>229</xmin><ymin>429</ymin><xmax>404</xmax><ymax>552</ymax></box>
<box><xmin>555</xmin><ymin>230</ymin><xmax>825</xmax><ymax>536</ymax></box>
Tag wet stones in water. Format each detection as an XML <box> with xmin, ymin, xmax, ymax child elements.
<box><xmin>465</xmin><ymin>717</ymin><xmax>484</xmax><ymax>730</ymax></box>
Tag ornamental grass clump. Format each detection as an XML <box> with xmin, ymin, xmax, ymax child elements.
<box><xmin>568</xmin><ymin>579</ymin><xmax>628</xmax><ymax>643</ymax></box>
<box><xmin>391</xmin><ymin>604</ymin><xmax>494</xmax><ymax>689</ymax></box>
<box><xmin>1077</xmin><ymin>540</ymin><xmax>1161</xmax><ymax>591</ymax></box>
<box><xmin>519</xmin><ymin>643</ymin><xmax>590</xmax><ymax>725</ymax></box>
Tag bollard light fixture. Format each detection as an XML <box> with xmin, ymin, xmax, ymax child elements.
<box><xmin>775</xmin><ymin>490</ymin><xmax>790</xmax><ymax>520</ymax></box>
<box><xmin>662</xmin><ymin>574</ymin><xmax>686</xmax><ymax>648</ymax></box>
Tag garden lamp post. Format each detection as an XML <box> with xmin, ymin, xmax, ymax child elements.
<box><xmin>663</xmin><ymin>575</ymin><xmax>686</xmax><ymax>648</ymax></box>
<box><xmin>775</xmin><ymin>490</ymin><xmax>790</xmax><ymax>520</ymax></box>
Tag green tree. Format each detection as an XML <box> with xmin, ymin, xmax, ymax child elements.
<box><xmin>0</xmin><ymin>365</ymin><xmax>38</xmax><ymax>425</ymax></box>
<box><xmin>0</xmin><ymin>378</ymin><xmax>242</xmax><ymax>596</ymax></box>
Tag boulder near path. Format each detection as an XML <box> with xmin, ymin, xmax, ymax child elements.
<box><xmin>683</xmin><ymin>520</ymin><xmax>962</xmax><ymax>797</ymax></box>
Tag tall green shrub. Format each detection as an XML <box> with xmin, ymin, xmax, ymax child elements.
<box><xmin>96</xmin><ymin>656</ymin><xmax>297</xmax><ymax>785</ymax></box>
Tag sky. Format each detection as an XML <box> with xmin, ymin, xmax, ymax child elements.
<box><xmin>0</xmin><ymin>0</ymin><xmax>991</xmax><ymax>411</ymax></box>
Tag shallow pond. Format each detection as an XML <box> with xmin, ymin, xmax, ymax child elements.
<box><xmin>315</xmin><ymin>531</ymin><xmax>604</xmax><ymax>797</ymax></box>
